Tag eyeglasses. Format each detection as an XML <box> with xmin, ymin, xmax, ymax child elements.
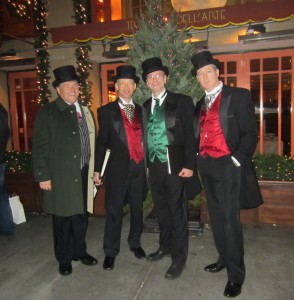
<box><xmin>146</xmin><ymin>74</ymin><xmax>165</xmax><ymax>80</ymax></box>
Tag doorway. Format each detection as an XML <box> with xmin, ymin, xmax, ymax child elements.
<box><xmin>8</xmin><ymin>70</ymin><xmax>39</xmax><ymax>152</ymax></box>
<box><xmin>100</xmin><ymin>62</ymin><xmax>126</xmax><ymax>106</ymax></box>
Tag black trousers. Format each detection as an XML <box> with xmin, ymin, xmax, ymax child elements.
<box><xmin>198</xmin><ymin>155</ymin><xmax>245</xmax><ymax>285</ymax></box>
<box><xmin>103</xmin><ymin>160</ymin><xmax>146</xmax><ymax>257</ymax></box>
<box><xmin>52</xmin><ymin>165</ymin><xmax>89</xmax><ymax>264</ymax></box>
<box><xmin>149</xmin><ymin>158</ymin><xmax>188</xmax><ymax>266</ymax></box>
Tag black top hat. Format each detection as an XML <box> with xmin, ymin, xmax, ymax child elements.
<box><xmin>52</xmin><ymin>65</ymin><xmax>80</xmax><ymax>88</ymax></box>
<box><xmin>141</xmin><ymin>57</ymin><xmax>169</xmax><ymax>82</ymax></box>
<box><xmin>112</xmin><ymin>65</ymin><xmax>140</xmax><ymax>84</ymax></box>
<box><xmin>190</xmin><ymin>51</ymin><xmax>220</xmax><ymax>77</ymax></box>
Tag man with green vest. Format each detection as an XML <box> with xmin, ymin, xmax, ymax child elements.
<box><xmin>141</xmin><ymin>57</ymin><xmax>197</xmax><ymax>279</ymax></box>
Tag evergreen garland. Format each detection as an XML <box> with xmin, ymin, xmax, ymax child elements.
<box><xmin>33</xmin><ymin>0</ymin><xmax>51</xmax><ymax>105</ymax></box>
<box><xmin>6</xmin><ymin>0</ymin><xmax>51</xmax><ymax>104</ymax></box>
<box><xmin>127</xmin><ymin>0</ymin><xmax>203</xmax><ymax>104</ymax></box>
<box><xmin>72</xmin><ymin>0</ymin><xmax>93</xmax><ymax>106</ymax></box>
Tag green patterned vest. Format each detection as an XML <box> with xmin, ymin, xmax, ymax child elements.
<box><xmin>147</xmin><ymin>102</ymin><xmax>168</xmax><ymax>163</ymax></box>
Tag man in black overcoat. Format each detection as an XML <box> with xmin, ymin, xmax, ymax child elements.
<box><xmin>94</xmin><ymin>65</ymin><xmax>148</xmax><ymax>271</ymax></box>
<box><xmin>191</xmin><ymin>51</ymin><xmax>263</xmax><ymax>298</ymax></box>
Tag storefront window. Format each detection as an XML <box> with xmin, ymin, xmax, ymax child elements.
<box><xmin>96</xmin><ymin>0</ymin><xmax>105</xmax><ymax>22</ymax></box>
<box><xmin>217</xmin><ymin>50</ymin><xmax>293</xmax><ymax>157</ymax></box>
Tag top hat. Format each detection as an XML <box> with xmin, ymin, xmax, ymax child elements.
<box><xmin>112</xmin><ymin>65</ymin><xmax>140</xmax><ymax>84</ymax></box>
<box><xmin>141</xmin><ymin>57</ymin><xmax>169</xmax><ymax>82</ymax></box>
<box><xmin>190</xmin><ymin>51</ymin><xmax>220</xmax><ymax>77</ymax></box>
<box><xmin>52</xmin><ymin>65</ymin><xmax>80</xmax><ymax>88</ymax></box>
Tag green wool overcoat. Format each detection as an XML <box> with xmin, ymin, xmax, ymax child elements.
<box><xmin>32</xmin><ymin>97</ymin><xmax>96</xmax><ymax>217</ymax></box>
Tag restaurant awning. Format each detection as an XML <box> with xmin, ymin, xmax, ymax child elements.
<box><xmin>51</xmin><ymin>0</ymin><xmax>294</xmax><ymax>46</ymax></box>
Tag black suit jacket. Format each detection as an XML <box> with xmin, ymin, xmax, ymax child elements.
<box><xmin>142</xmin><ymin>90</ymin><xmax>202</xmax><ymax>199</ymax></box>
<box><xmin>95</xmin><ymin>99</ymin><xmax>147</xmax><ymax>201</ymax></box>
<box><xmin>193</xmin><ymin>85</ymin><xmax>263</xmax><ymax>208</ymax></box>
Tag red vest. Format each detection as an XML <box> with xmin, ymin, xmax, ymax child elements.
<box><xmin>199</xmin><ymin>94</ymin><xmax>231</xmax><ymax>158</ymax></box>
<box><xmin>120</xmin><ymin>109</ymin><xmax>144</xmax><ymax>163</ymax></box>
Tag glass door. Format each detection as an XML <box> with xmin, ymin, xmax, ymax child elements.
<box><xmin>216</xmin><ymin>50</ymin><xmax>293</xmax><ymax>157</ymax></box>
<box><xmin>8</xmin><ymin>71</ymin><xmax>39</xmax><ymax>152</ymax></box>
<box><xmin>100</xmin><ymin>62</ymin><xmax>126</xmax><ymax>106</ymax></box>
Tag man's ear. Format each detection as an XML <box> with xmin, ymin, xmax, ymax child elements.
<box><xmin>164</xmin><ymin>75</ymin><xmax>167</xmax><ymax>84</ymax></box>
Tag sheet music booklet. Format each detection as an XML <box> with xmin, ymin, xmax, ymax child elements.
<box><xmin>94</xmin><ymin>149</ymin><xmax>110</xmax><ymax>197</ymax></box>
<box><xmin>101</xmin><ymin>149</ymin><xmax>111</xmax><ymax>177</ymax></box>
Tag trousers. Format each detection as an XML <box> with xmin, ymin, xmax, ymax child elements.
<box><xmin>52</xmin><ymin>165</ymin><xmax>89</xmax><ymax>263</ymax></box>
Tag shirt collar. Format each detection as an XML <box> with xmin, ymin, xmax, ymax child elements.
<box><xmin>118</xmin><ymin>98</ymin><xmax>134</xmax><ymax>109</ymax></box>
<box><xmin>73</xmin><ymin>101</ymin><xmax>81</xmax><ymax>113</ymax></box>
<box><xmin>205</xmin><ymin>81</ymin><xmax>223</xmax><ymax>97</ymax></box>
<box><xmin>152</xmin><ymin>89</ymin><xmax>167</xmax><ymax>106</ymax></box>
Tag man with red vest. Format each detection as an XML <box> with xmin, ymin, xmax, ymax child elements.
<box><xmin>191</xmin><ymin>51</ymin><xmax>263</xmax><ymax>298</ymax></box>
<box><xmin>94</xmin><ymin>65</ymin><xmax>148</xmax><ymax>271</ymax></box>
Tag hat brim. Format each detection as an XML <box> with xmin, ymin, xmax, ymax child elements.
<box><xmin>142</xmin><ymin>66</ymin><xmax>169</xmax><ymax>82</ymax></box>
<box><xmin>112</xmin><ymin>75</ymin><xmax>140</xmax><ymax>84</ymax></box>
<box><xmin>52</xmin><ymin>77</ymin><xmax>80</xmax><ymax>89</ymax></box>
<box><xmin>191</xmin><ymin>59</ymin><xmax>220</xmax><ymax>77</ymax></box>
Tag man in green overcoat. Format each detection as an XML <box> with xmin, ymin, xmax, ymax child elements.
<box><xmin>33</xmin><ymin>65</ymin><xmax>97</xmax><ymax>276</ymax></box>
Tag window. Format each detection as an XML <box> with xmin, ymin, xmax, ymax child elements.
<box><xmin>100</xmin><ymin>62</ymin><xmax>126</xmax><ymax>105</ymax></box>
<box><xmin>216</xmin><ymin>50</ymin><xmax>294</xmax><ymax>157</ymax></box>
<box><xmin>8</xmin><ymin>71</ymin><xmax>39</xmax><ymax>152</ymax></box>
<box><xmin>91</xmin><ymin>0</ymin><xmax>172</xmax><ymax>21</ymax></box>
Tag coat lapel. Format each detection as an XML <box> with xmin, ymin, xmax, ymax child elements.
<box><xmin>111</xmin><ymin>100</ymin><xmax>128</xmax><ymax>147</ymax></box>
<box><xmin>193</xmin><ymin>97</ymin><xmax>205</xmax><ymax>140</ymax></box>
<box><xmin>164</xmin><ymin>92</ymin><xmax>177</xmax><ymax>144</ymax></box>
<box><xmin>219</xmin><ymin>85</ymin><xmax>232</xmax><ymax>139</ymax></box>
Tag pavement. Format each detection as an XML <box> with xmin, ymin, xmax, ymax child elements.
<box><xmin>0</xmin><ymin>208</ymin><xmax>293</xmax><ymax>300</ymax></box>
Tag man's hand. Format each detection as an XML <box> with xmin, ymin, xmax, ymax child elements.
<box><xmin>94</xmin><ymin>172</ymin><xmax>103</xmax><ymax>186</ymax></box>
<box><xmin>178</xmin><ymin>168</ymin><xmax>193</xmax><ymax>178</ymax></box>
<box><xmin>40</xmin><ymin>180</ymin><xmax>52</xmax><ymax>191</ymax></box>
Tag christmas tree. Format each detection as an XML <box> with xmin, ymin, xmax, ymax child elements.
<box><xmin>127</xmin><ymin>0</ymin><xmax>203</xmax><ymax>104</ymax></box>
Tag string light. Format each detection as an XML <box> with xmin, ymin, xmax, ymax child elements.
<box><xmin>5</xmin><ymin>151</ymin><xmax>33</xmax><ymax>174</ymax></box>
<box><xmin>33</xmin><ymin>0</ymin><xmax>51</xmax><ymax>105</ymax></box>
<box><xmin>5</xmin><ymin>1</ymin><xmax>51</xmax><ymax>105</ymax></box>
<box><xmin>73</xmin><ymin>0</ymin><xmax>93</xmax><ymax>106</ymax></box>
<box><xmin>253</xmin><ymin>154</ymin><xmax>294</xmax><ymax>181</ymax></box>
<box><xmin>6</xmin><ymin>0</ymin><xmax>31</xmax><ymax>19</ymax></box>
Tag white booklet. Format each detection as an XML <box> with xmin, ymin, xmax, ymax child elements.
<box><xmin>100</xmin><ymin>149</ymin><xmax>111</xmax><ymax>177</ymax></box>
<box><xmin>93</xmin><ymin>185</ymin><xmax>98</xmax><ymax>197</ymax></box>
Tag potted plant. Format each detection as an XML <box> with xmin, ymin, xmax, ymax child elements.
<box><xmin>5</xmin><ymin>151</ymin><xmax>43</xmax><ymax>212</ymax></box>
<box><xmin>201</xmin><ymin>154</ymin><xmax>294</xmax><ymax>228</ymax></box>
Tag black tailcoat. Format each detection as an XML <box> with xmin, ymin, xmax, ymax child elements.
<box><xmin>142</xmin><ymin>90</ymin><xmax>200</xmax><ymax>264</ymax></box>
<box><xmin>143</xmin><ymin>91</ymin><xmax>201</xmax><ymax>199</ymax></box>
<box><xmin>193</xmin><ymin>85</ymin><xmax>263</xmax><ymax>209</ymax></box>
<box><xmin>95</xmin><ymin>99</ymin><xmax>147</xmax><ymax>256</ymax></box>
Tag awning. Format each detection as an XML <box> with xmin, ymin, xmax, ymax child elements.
<box><xmin>51</xmin><ymin>0</ymin><xmax>294</xmax><ymax>46</ymax></box>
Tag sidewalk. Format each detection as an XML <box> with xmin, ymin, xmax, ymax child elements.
<box><xmin>0</xmin><ymin>211</ymin><xmax>293</xmax><ymax>300</ymax></box>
